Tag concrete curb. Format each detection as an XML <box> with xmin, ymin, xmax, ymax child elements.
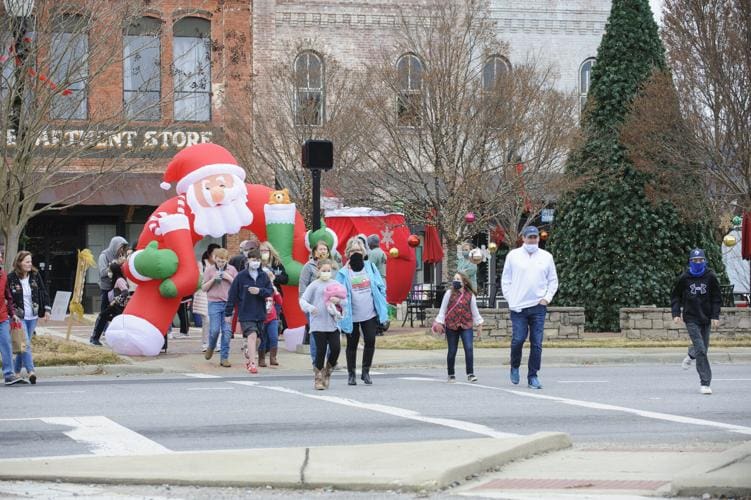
<box><xmin>0</xmin><ymin>433</ymin><xmax>570</xmax><ymax>491</ymax></box>
<box><xmin>671</xmin><ymin>441</ymin><xmax>751</xmax><ymax>497</ymax></box>
<box><xmin>35</xmin><ymin>364</ymin><xmax>164</xmax><ymax>377</ymax></box>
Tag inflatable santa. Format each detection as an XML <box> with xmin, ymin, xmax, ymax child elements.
<box><xmin>105</xmin><ymin>144</ymin><xmax>257</xmax><ymax>356</ymax></box>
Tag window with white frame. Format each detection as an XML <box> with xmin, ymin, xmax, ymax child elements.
<box><xmin>482</xmin><ymin>55</ymin><xmax>510</xmax><ymax>91</ymax></box>
<box><xmin>124</xmin><ymin>17</ymin><xmax>161</xmax><ymax>121</ymax></box>
<box><xmin>579</xmin><ymin>57</ymin><xmax>595</xmax><ymax>113</ymax></box>
<box><xmin>396</xmin><ymin>53</ymin><xmax>422</xmax><ymax>127</ymax></box>
<box><xmin>172</xmin><ymin>17</ymin><xmax>211</xmax><ymax>122</ymax></box>
<box><xmin>50</xmin><ymin>15</ymin><xmax>88</xmax><ymax>120</ymax></box>
<box><xmin>294</xmin><ymin>51</ymin><xmax>323</xmax><ymax>126</ymax></box>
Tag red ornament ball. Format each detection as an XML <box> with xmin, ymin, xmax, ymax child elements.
<box><xmin>407</xmin><ymin>234</ymin><xmax>420</xmax><ymax>247</ymax></box>
<box><xmin>464</xmin><ymin>212</ymin><xmax>476</xmax><ymax>223</ymax></box>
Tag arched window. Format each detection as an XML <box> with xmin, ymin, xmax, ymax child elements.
<box><xmin>396</xmin><ymin>53</ymin><xmax>422</xmax><ymax>127</ymax></box>
<box><xmin>294</xmin><ymin>51</ymin><xmax>323</xmax><ymax>126</ymax></box>
<box><xmin>173</xmin><ymin>17</ymin><xmax>211</xmax><ymax>121</ymax></box>
<box><xmin>579</xmin><ymin>58</ymin><xmax>595</xmax><ymax>113</ymax></box>
<box><xmin>482</xmin><ymin>55</ymin><xmax>510</xmax><ymax>91</ymax></box>
<box><xmin>50</xmin><ymin>14</ymin><xmax>88</xmax><ymax>120</ymax></box>
<box><xmin>124</xmin><ymin>17</ymin><xmax>161</xmax><ymax>121</ymax></box>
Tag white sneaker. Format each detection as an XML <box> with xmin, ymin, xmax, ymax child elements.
<box><xmin>447</xmin><ymin>376</ymin><xmax>456</xmax><ymax>383</ymax></box>
<box><xmin>201</xmin><ymin>344</ymin><xmax>207</xmax><ymax>353</ymax></box>
<box><xmin>681</xmin><ymin>355</ymin><xmax>693</xmax><ymax>370</ymax></box>
<box><xmin>700</xmin><ymin>385</ymin><xmax>712</xmax><ymax>395</ymax></box>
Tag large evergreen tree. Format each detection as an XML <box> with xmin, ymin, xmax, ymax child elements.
<box><xmin>550</xmin><ymin>0</ymin><xmax>723</xmax><ymax>331</ymax></box>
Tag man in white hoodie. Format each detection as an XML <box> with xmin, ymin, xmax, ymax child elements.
<box><xmin>501</xmin><ymin>226</ymin><xmax>558</xmax><ymax>389</ymax></box>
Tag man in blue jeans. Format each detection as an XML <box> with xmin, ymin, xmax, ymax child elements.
<box><xmin>501</xmin><ymin>226</ymin><xmax>558</xmax><ymax>389</ymax></box>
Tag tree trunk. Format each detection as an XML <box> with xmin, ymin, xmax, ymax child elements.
<box><xmin>2</xmin><ymin>224</ymin><xmax>22</xmax><ymax>264</ymax></box>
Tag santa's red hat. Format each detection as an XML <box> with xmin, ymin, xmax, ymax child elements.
<box><xmin>161</xmin><ymin>143</ymin><xmax>246</xmax><ymax>194</ymax></box>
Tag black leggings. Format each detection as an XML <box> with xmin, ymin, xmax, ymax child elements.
<box><xmin>346</xmin><ymin>316</ymin><xmax>379</xmax><ymax>372</ymax></box>
<box><xmin>313</xmin><ymin>331</ymin><xmax>340</xmax><ymax>370</ymax></box>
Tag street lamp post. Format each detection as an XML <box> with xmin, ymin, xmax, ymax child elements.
<box><xmin>4</xmin><ymin>0</ymin><xmax>35</xmax><ymax>139</ymax></box>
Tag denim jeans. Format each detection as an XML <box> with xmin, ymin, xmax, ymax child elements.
<box><xmin>91</xmin><ymin>288</ymin><xmax>111</xmax><ymax>337</ymax></box>
<box><xmin>685</xmin><ymin>321</ymin><xmax>712</xmax><ymax>386</ymax></box>
<box><xmin>208</xmin><ymin>301</ymin><xmax>231</xmax><ymax>360</ymax></box>
<box><xmin>260</xmin><ymin>319</ymin><xmax>279</xmax><ymax>352</ymax></box>
<box><xmin>14</xmin><ymin>318</ymin><xmax>37</xmax><ymax>374</ymax></box>
<box><xmin>446</xmin><ymin>328</ymin><xmax>474</xmax><ymax>376</ymax></box>
<box><xmin>0</xmin><ymin>319</ymin><xmax>12</xmax><ymax>380</ymax></box>
<box><xmin>510</xmin><ymin>304</ymin><xmax>547</xmax><ymax>379</ymax></box>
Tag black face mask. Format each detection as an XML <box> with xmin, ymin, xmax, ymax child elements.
<box><xmin>452</xmin><ymin>280</ymin><xmax>462</xmax><ymax>290</ymax></box>
<box><xmin>349</xmin><ymin>253</ymin><xmax>364</xmax><ymax>271</ymax></box>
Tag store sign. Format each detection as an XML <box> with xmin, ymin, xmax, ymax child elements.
<box><xmin>541</xmin><ymin>208</ymin><xmax>555</xmax><ymax>223</ymax></box>
<box><xmin>3</xmin><ymin>128</ymin><xmax>216</xmax><ymax>157</ymax></box>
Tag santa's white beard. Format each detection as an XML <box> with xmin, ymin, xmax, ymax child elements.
<box><xmin>186</xmin><ymin>181</ymin><xmax>253</xmax><ymax>238</ymax></box>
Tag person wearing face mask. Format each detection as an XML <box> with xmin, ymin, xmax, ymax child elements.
<box><xmin>259</xmin><ymin>242</ymin><xmax>289</xmax><ymax>350</ymax></box>
<box><xmin>456</xmin><ymin>242</ymin><xmax>478</xmax><ymax>290</ymax></box>
<box><xmin>299</xmin><ymin>240</ymin><xmax>337</xmax><ymax>365</ymax></box>
<box><xmin>671</xmin><ymin>248</ymin><xmax>721</xmax><ymax>395</ymax></box>
<box><xmin>433</xmin><ymin>272</ymin><xmax>483</xmax><ymax>383</ymax></box>
<box><xmin>202</xmin><ymin>248</ymin><xmax>238</xmax><ymax>367</ymax></box>
<box><xmin>230</xmin><ymin>238</ymin><xmax>260</xmax><ymax>337</ymax></box>
<box><xmin>299</xmin><ymin>259</ymin><xmax>342</xmax><ymax>390</ymax></box>
<box><xmin>225</xmin><ymin>248</ymin><xmax>273</xmax><ymax>374</ymax></box>
<box><xmin>336</xmin><ymin>237</ymin><xmax>389</xmax><ymax>385</ymax></box>
<box><xmin>501</xmin><ymin>226</ymin><xmax>558</xmax><ymax>390</ymax></box>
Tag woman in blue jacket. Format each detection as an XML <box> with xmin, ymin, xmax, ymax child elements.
<box><xmin>336</xmin><ymin>237</ymin><xmax>388</xmax><ymax>385</ymax></box>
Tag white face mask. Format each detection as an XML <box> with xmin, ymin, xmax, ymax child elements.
<box><xmin>523</xmin><ymin>243</ymin><xmax>539</xmax><ymax>253</ymax></box>
<box><xmin>261</xmin><ymin>251</ymin><xmax>270</xmax><ymax>261</ymax></box>
<box><xmin>248</xmin><ymin>260</ymin><xmax>261</xmax><ymax>270</ymax></box>
<box><xmin>319</xmin><ymin>271</ymin><xmax>332</xmax><ymax>281</ymax></box>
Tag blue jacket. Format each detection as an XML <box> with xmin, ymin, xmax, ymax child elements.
<box><xmin>335</xmin><ymin>261</ymin><xmax>388</xmax><ymax>334</ymax></box>
<box><xmin>224</xmin><ymin>269</ymin><xmax>273</xmax><ymax>321</ymax></box>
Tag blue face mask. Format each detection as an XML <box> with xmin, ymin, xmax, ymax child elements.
<box><xmin>688</xmin><ymin>261</ymin><xmax>706</xmax><ymax>276</ymax></box>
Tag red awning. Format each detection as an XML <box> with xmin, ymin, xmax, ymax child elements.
<box><xmin>423</xmin><ymin>224</ymin><xmax>443</xmax><ymax>263</ymax></box>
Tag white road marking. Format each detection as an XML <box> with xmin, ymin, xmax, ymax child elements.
<box><xmin>404</xmin><ymin>378</ymin><xmax>751</xmax><ymax>436</ymax></box>
<box><xmin>182</xmin><ymin>373</ymin><xmax>222</xmax><ymax>378</ymax></box>
<box><xmin>186</xmin><ymin>387</ymin><xmax>235</xmax><ymax>391</ymax></box>
<box><xmin>26</xmin><ymin>391</ymin><xmax>86</xmax><ymax>395</ymax></box>
<box><xmin>229</xmin><ymin>381</ymin><xmax>518</xmax><ymax>438</ymax></box>
<box><xmin>40</xmin><ymin>416</ymin><xmax>172</xmax><ymax>456</ymax></box>
<box><xmin>714</xmin><ymin>378</ymin><xmax>751</xmax><ymax>381</ymax></box>
<box><xmin>557</xmin><ymin>380</ymin><xmax>609</xmax><ymax>384</ymax></box>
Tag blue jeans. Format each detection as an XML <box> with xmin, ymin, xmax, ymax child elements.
<box><xmin>510</xmin><ymin>304</ymin><xmax>547</xmax><ymax>379</ymax></box>
<box><xmin>14</xmin><ymin>318</ymin><xmax>37</xmax><ymax>374</ymax></box>
<box><xmin>446</xmin><ymin>328</ymin><xmax>474</xmax><ymax>376</ymax></box>
<box><xmin>0</xmin><ymin>319</ymin><xmax>12</xmax><ymax>380</ymax></box>
<box><xmin>260</xmin><ymin>319</ymin><xmax>279</xmax><ymax>352</ymax></box>
<box><xmin>208</xmin><ymin>301</ymin><xmax>231</xmax><ymax>360</ymax></box>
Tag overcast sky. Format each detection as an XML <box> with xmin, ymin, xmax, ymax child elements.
<box><xmin>650</xmin><ymin>0</ymin><xmax>664</xmax><ymax>25</ymax></box>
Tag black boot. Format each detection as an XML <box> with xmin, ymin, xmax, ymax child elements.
<box><xmin>361</xmin><ymin>367</ymin><xmax>372</xmax><ymax>385</ymax></box>
<box><xmin>348</xmin><ymin>370</ymin><xmax>357</xmax><ymax>385</ymax></box>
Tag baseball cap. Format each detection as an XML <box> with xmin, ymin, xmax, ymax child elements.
<box><xmin>522</xmin><ymin>226</ymin><xmax>540</xmax><ymax>237</ymax></box>
<box><xmin>689</xmin><ymin>248</ymin><xmax>706</xmax><ymax>260</ymax></box>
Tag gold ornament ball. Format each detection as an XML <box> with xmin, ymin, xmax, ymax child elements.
<box><xmin>488</xmin><ymin>242</ymin><xmax>498</xmax><ymax>252</ymax></box>
<box><xmin>723</xmin><ymin>234</ymin><xmax>737</xmax><ymax>247</ymax></box>
<box><xmin>389</xmin><ymin>247</ymin><xmax>400</xmax><ymax>258</ymax></box>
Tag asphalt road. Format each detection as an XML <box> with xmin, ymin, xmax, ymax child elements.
<box><xmin>1</xmin><ymin>364</ymin><xmax>749</xmax><ymax>461</ymax></box>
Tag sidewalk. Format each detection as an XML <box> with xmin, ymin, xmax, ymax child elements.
<box><xmin>35</xmin><ymin>321</ymin><xmax>751</xmax><ymax>378</ymax></box>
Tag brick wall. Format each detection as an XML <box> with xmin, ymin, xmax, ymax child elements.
<box><xmin>426</xmin><ymin>307</ymin><xmax>585</xmax><ymax>339</ymax></box>
<box><xmin>620</xmin><ymin>308</ymin><xmax>751</xmax><ymax>339</ymax></box>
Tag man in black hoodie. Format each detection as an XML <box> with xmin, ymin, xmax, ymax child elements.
<box><xmin>670</xmin><ymin>248</ymin><xmax>721</xmax><ymax>395</ymax></box>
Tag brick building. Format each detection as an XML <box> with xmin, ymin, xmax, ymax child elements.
<box><xmin>16</xmin><ymin>0</ymin><xmax>251</xmax><ymax>310</ymax></box>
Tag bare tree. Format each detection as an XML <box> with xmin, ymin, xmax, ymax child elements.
<box><xmin>224</xmin><ymin>41</ymin><xmax>370</xmax><ymax>224</ymax></box>
<box><xmin>336</xmin><ymin>0</ymin><xmax>576</xmax><ymax>260</ymax></box>
<box><xmin>659</xmin><ymin>0</ymin><xmax>751</xmax><ymax>211</ymax></box>
<box><xmin>0</xmin><ymin>0</ymin><xmax>217</xmax><ymax>259</ymax></box>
